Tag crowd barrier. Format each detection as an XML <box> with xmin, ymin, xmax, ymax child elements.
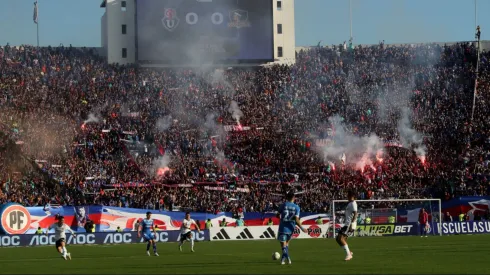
<box><xmin>2</xmin><ymin>221</ymin><xmax>490</xmax><ymax>247</ymax></box>
<box><xmin>0</xmin><ymin>230</ymin><xmax>210</xmax><ymax>248</ymax></box>
<box><xmin>1</xmin><ymin>196</ymin><xmax>489</xmax><ymax>236</ymax></box>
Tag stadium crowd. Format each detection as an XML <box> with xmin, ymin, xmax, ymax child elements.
<box><xmin>0</xmin><ymin>41</ymin><xmax>489</xmax><ymax>213</ymax></box>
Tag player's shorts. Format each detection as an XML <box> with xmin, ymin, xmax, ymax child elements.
<box><xmin>143</xmin><ymin>233</ymin><xmax>155</xmax><ymax>241</ymax></box>
<box><xmin>180</xmin><ymin>232</ymin><xmax>192</xmax><ymax>241</ymax></box>
<box><xmin>277</xmin><ymin>233</ymin><xmax>292</xmax><ymax>242</ymax></box>
<box><xmin>339</xmin><ymin>226</ymin><xmax>354</xmax><ymax>237</ymax></box>
<box><xmin>55</xmin><ymin>238</ymin><xmax>65</xmax><ymax>250</ymax></box>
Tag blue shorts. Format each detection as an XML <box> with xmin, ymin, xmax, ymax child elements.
<box><xmin>277</xmin><ymin>233</ymin><xmax>292</xmax><ymax>242</ymax></box>
<box><xmin>143</xmin><ymin>233</ymin><xmax>155</xmax><ymax>241</ymax></box>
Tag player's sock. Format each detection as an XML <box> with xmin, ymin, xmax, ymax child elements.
<box><xmin>153</xmin><ymin>243</ymin><xmax>157</xmax><ymax>253</ymax></box>
<box><xmin>146</xmin><ymin>242</ymin><xmax>151</xmax><ymax>252</ymax></box>
<box><xmin>62</xmin><ymin>247</ymin><xmax>67</xmax><ymax>257</ymax></box>
<box><xmin>190</xmin><ymin>238</ymin><xmax>194</xmax><ymax>250</ymax></box>
<box><xmin>281</xmin><ymin>246</ymin><xmax>289</xmax><ymax>259</ymax></box>
<box><xmin>342</xmin><ymin>245</ymin><xmax>351</xmax><ymax>256</ymax></box>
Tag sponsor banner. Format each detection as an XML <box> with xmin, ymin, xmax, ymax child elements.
<box><xmin>438</xmin><ymin>221</ymin><xmax>490</xmax><ymax>235</ymax></box>
<box><xmin>0</xmin><ymin>203</ymin><xmax>330</xmax><ymax>234</ymax></box>
<box><xmin>0</xmin><ymin>230</ymin><xmax>209</xmax><ymax>248</ymax></box>
<box><xmin>354</xmin><ymin>223</ymin><xmax>418</xmax><ymax>237</ymax></box>
<box><xmin>210</xmin><ymin>224</ymin><xmax>330</xmax><ymax>241</ymax></box>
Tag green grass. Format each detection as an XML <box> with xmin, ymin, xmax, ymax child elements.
<box><xmin>0</xmin><ymin>235</ymin><xmax>489</xmax><ymax>274</ymax></box>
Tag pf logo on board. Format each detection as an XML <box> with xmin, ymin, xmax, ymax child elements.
<box><xmin>0</xmin><ymin>204</ymin><xmax>31</xmax><ymax>234</ymax></box>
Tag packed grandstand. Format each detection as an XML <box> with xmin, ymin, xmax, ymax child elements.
<box><xmin>0</xmin><ymin>42</ymin><xmax>489</xmax><ymax>215</ymax></box>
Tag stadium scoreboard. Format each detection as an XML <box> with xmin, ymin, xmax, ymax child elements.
<box><xmin>136</xmin><ymin>0</ymin><xmax>274</xmax><ymax>64</ymax></box>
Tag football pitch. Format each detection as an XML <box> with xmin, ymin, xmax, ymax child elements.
<box><xmin>0</xmin><ymin>235</ymin><xmax>489</xmax><ymax>274</ymax></box>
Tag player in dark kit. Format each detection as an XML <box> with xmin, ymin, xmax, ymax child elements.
<box><xmin>138</xmin><ymin>212</ymin><xmax>159</xmax><ymax>256</ymax></box>
<box><xmin>419</xmin><ymin>208</ymin><xmax>429</xmax><ymax>237</ymax></box>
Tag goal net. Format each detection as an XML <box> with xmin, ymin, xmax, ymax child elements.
<box><xmin>331</xmin><ymin>199</ymin><xmax>442</xmax><ymax>237</ymax></box>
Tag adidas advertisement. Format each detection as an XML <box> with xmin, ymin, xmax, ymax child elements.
<box><xmin>210</xmin><ymin>225</ymin><xmax>331</xmax><ymax>241</ymax></box>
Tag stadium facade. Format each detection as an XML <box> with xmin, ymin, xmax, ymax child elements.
<box><xmin>100</xmin><ymin>0</ymin><xmax>295</xmax><ymax>66</ymax></box>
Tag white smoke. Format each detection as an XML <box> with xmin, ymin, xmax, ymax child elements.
<box><xmin>152</xmin><ymin>155</ymin><xmax>172</xmax><ymax>177</ymax></box>
<box><xmin>317</xmin><ymin>116</ymin><xmax>385</xmax><ymax>171</ymax></box>
<box><xmin>214</xmin><ymin>150</ymin><xmax>231</xmax><ymax>168</ymax></box>
<box><xmin>155</xmin><ymin>115</ymin><xmax>173</xmax><ymax>132</ymax></box>
<box><xmin>204</xmin><ymin>113</ymin><xmax>218</xmax><ymax>130</ymax></box>
<box><xmin>397</xmin><ymin>108</ymin><xmax>427</xmax><ymax>162</ymax></box>
<box><xmin>228</xmin><ymin>100</ymin><xmax>243</xmax><ymax>125</ymax></box>
<box><xmin>203</xmin><ymin>113</ymin><xmax>224</xmax><ymax>136</ymax></box>
<box><xmin>84</xmin><ymin>113</ymin><xmax>99</xmax><ymax>124</ymax></box>
<box><xmin>211</xmin><ymin>69</ymin><xmax>235</xmax><ymax>96</ymax></box>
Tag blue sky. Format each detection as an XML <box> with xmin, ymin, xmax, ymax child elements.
<box><xmin>0</xmin><ymin>0</ymin><xmax>488</xmax><ymax>47</ymax></box>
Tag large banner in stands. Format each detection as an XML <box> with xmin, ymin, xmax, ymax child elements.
<box><xmin>210</xmin><ymin>224</ymin><xmax>330</xmax><ymax>241</ymax></box>
<box><xmin>441</xmin><ymin>196</ymin><xmax>490</xmax><ymax>218</ymax></box>
<box><xmin>0</xmin><ymin>230</ymin><xmax>209</xmax><ymax>247</ymax></box>
<box><xmin>0</xmin><ymin>203</ymin><xmax>330</xmax><ymax>234</ymax></box>
<box><xmin>437</xmin><ymin>221</ymin><xmax>490</xmax><ymax>235</ymax></box>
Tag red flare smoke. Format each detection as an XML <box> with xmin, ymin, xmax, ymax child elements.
<box><xmin>157</xmin><ymin>167</ymin><xmax>170</xmax><ymax>177</ymax></box>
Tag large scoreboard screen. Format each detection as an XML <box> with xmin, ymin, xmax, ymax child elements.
<box><xmin>136</xmin><ymin>0</ymin><xmax>274</xmax><ymax>64</ymax></box>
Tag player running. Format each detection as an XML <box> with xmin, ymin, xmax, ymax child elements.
<box><xmin>138</xmin><ymin>212</ymin><xmax>159</xmax><ymax>256</ymax></box>
<box><xmin>179</xmin><ymin>212</ymin><xmax>200</xmax><ymax>252</ymax></box>
<box><xmin>47</xmin><ymin>216</ymin><xmax>75</xmax><ymax>260</ymax></box>
<box><xmin>276</xmin><ymin>191</ymin><xmax>307</xmax><ymax>265</ymax></box>
<box><xmin>336</xmin><ymin>190</ymin><xmax>357</xmax><ymax>261</ymax></box>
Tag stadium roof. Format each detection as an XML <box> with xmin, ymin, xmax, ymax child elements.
<box><xmin>100</xmin><ymin>0</ymin><xmax>106</xmax><ymax>8</ymax></box>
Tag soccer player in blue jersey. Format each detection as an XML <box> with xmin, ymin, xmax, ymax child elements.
<box><xmin>276</xmin><ymin>191</ymin><xmax>307</xmax><ymax>265</ymax></box>
<box><xmin>138</xmin><ymin>212</ymin><xmax>159</xmax><ymax>256</ymax></box>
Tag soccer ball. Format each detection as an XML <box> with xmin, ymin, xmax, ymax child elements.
<box><xmin>272</xmin><ymin>252</ymin><xmax>280</xmax><ymax>260</ymax></box>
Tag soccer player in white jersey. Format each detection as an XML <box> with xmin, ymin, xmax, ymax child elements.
<box><xmin>179</xmin><ymin>212</ymin><xmax>200</xmax><ymax>252</ymax></box>
<box><xmin>47</xmin><ymin>216</ymin><xmax>75</xmax><ymax>260</ymax></box>
<box><xmin>336</xmin><ymin>190</ymin><xmax>357</xmax><ymax>261</ymax></box>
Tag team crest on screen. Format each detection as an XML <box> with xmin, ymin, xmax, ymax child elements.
<box><xmin>162</xmin><ymin>8</ymin><xmax>180</xmax><ymax>31</ymax></box>
<box><xmin>228</xmin><ymin>9</ymin><xmax>250</xmax><ymax>28</ymax></box>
